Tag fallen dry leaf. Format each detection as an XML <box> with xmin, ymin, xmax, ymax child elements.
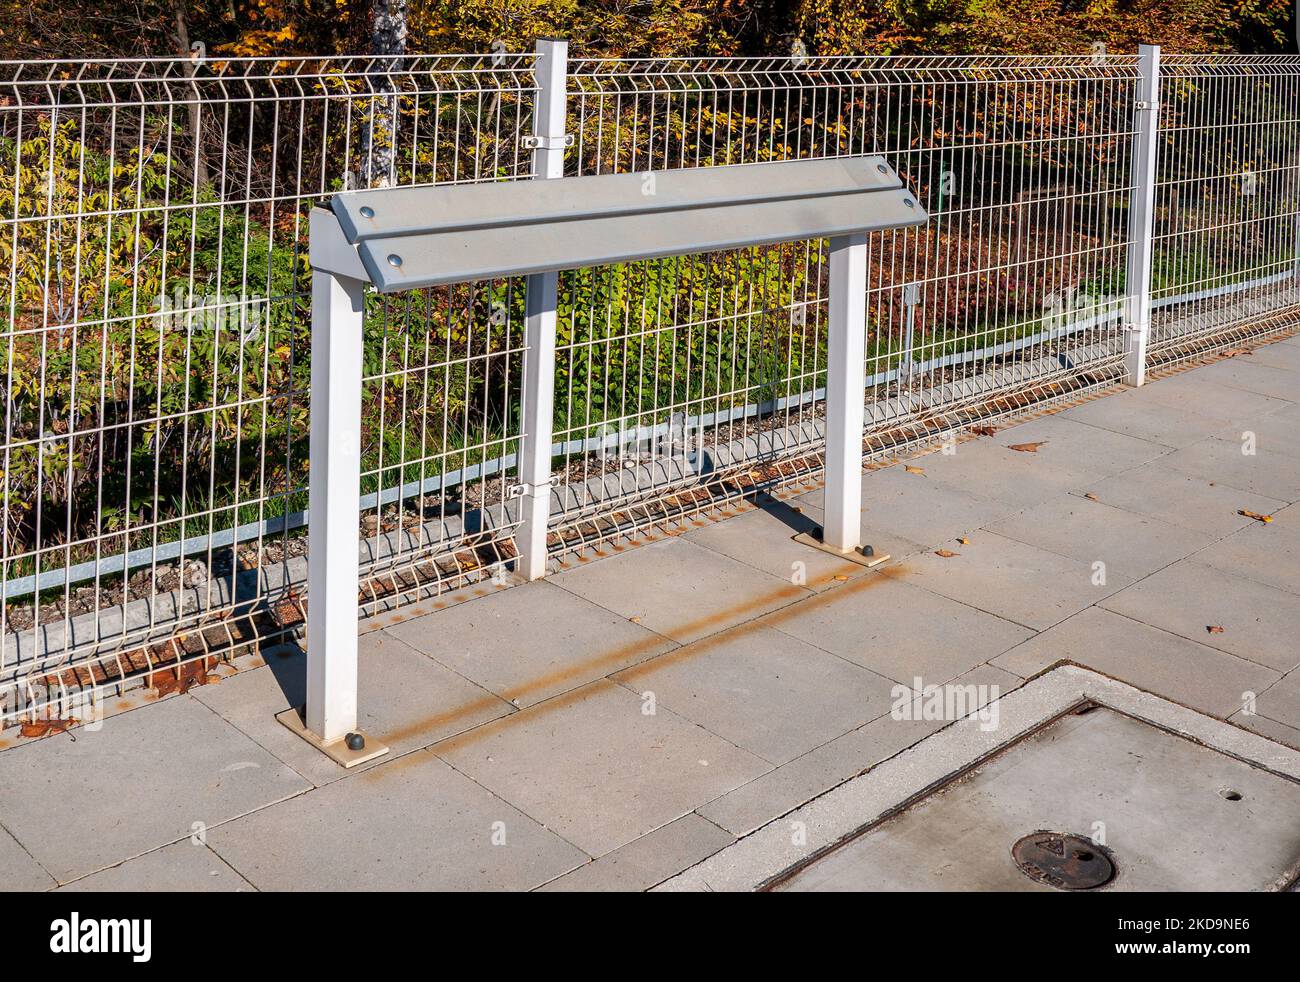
<box><xmin>1206</xmin><ymin>625</ymin><xmax>1225</xmax><ymax>634</ymax></box>
<box><xmin>904</xmin><ymin>465</ymin><xmax>926</xmax><ymax>475</ymax></box>
<box><xmin>970</xmin><ymin>425</ymin><xmax>998</xmax><ymax>436</ymax></box>
<box><xmin>1007</xmin><ymin>441</ymin><xmax>1048</xmax><ymax>453</ymax></box>
<box><xmin>1221</xmin><ymin>348</ymin><xmax>1252</xmax><ymax>358</ymax></box>
<box><xmin>958</xmin><ymin>537</ymin><xmax>971</xmax><ymax>545</ymax></box>
<box><xmin>935</xmin><ymin>549</ymin><xmax>960</xmax><ymax>558</ymax></box>
<box><xmin>1084</xmin><ymin>492</ymin><xmax>1100</xmax><ymax>501</ymax></box>
<box><xmin>1238</xmin><ymin>509</ymin><xmax>1273</xmax><ymax>523</ymax></box>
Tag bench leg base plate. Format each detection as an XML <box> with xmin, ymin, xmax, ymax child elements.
<box><xmin>276</xmin><ymin>708</ymin><xmax>390</xmax><ymax>768</ymax></box>
<box><xmin>792</xmin><ymin>532</ymin><xmax>891</xmax><ymax>568</ymax></box>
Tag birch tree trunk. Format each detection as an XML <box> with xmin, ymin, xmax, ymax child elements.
<box><xmin>360</xmin><ymin>0</ymin><xmax>408</xmax><ymax>189</ymax></box>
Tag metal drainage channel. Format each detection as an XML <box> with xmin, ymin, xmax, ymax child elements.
<box><xmin>1011</xmin><ymin>832</ymin><xmax>1117</xmax><ymax>891</ymax></box>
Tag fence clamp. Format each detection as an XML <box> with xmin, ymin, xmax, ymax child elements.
<box><xmin>523</xmin><ymin>133</ymin><xmax>575</xmax><ymax>151</ymax></box>
<box><xmin>1135</xmin><ymin>99</ymin><xmax>1159</xmax><ymax>111</ymax></box>
<box><xmin>508</xmin><ymin>479</ymin><xmax>554</xmax><ymax>499</ymax></box>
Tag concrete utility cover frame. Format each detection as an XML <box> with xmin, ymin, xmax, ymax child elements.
<box><xmin>288</xmin><ymin>154</ymin><xmax>928</xmax><ymax>765</ymax></box>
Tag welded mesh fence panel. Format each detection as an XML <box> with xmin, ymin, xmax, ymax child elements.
<box><xmin>0</xmin><ymin>53</ymin><xmax>535</xmax><ymax>716</ymax></box>
<box><xmin>1150</xmin><ymin>55</ymin><xmax>1300</xmax><ymax>366</ymax></box>
<box><xmin>3</xmin><ymin>51</ymin><xmax>1298</xmax><ymax>722</ymax></box>
<box><xmin>554</xmin><ymin>55</ymin><xmax>1141</xmax><ymax>549</ymax></box>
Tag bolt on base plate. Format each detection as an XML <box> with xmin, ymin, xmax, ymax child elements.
<box><xmin>791</xmin><ymin>531</ymin><xmax>891</xmax><ymax>568</ymax></box>
<box><xmin>275</xmin><ymin>707</ymin><xmax>390</xmax><ymax>768</ymax></box>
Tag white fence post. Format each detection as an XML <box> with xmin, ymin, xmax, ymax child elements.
<box><xmin>516</xmin><ymin>38</ymin><xmax>569</xmax><ymax>581</ymax></box>
<box><xmin>1124</xmin><ymin>43</ymin><xmax>1161</xmax><ymax>386</ymax></box>
<box><xmin>823</xmin><ymin>233</ymin><xmax>869</xmax><ymax>552</ymax></box>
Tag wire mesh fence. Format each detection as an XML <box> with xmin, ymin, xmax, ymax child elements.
<box><xmin>2</xmin><ymin>50</ymin><xmax>1297</xmax><ymax>725</ymax></box>
<box><xmin>553</xmin><ymin>54</ymin><xmax>1146</xmax><ymax>549</ymax></box>
<box><xmin>1149</xmin><ymin>54</ymin><xmax>1300</xmax><ymax>368</ymax></box>
<box><xmin>0</xmin><ymin>52</ymin><xmax>537</xmax><ymax>718</ymax></box>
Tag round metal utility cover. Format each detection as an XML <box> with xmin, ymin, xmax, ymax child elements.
<box><xmin>1012</xmin><ymin>832</ymin><xmax>1115</xmax><ymax>890</ymax></box>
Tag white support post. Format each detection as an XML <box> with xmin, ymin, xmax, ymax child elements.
<box><xmin>305</xmin><ymin>268</ymin><xmax>365</xmax><ymax>746</ymax></box>
<box><xmin>279</xmin><ymin>222</ymin><xmax>384</xmax><ymax>769</ymax></box>
<box><xmin>1124</xmin><ymin>44</ymin><xmax>1161</xmax><ymax>387</ymax></box>
<box><xmin>281</xmin><ymin>208</ymin><xmax>387</xmax><ymax>767</ymax></box>
<box><xmin>517</xmin><ymin>38</ymin><xmax>568</xmax><ymax>580</ymax></box>
<box><xmin>823</xmin><ymin>233</ymin><xmax>868</xmax><ymax>552</ymax></box>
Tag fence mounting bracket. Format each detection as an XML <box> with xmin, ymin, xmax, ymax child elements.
<box><xmin>522</xmin><ymin>133</ymin><xmax>574</xmax><ymax>150</ymax></box>
<box><xmin>507</xmin><ymin>480</ymin><xmax>554</xmax><ymax>499</ymax></box>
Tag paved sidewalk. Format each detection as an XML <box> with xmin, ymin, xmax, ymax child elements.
<box><xmin>3</xmin><ymin>336</ymin><xmax>1299</xmax><ymax>891</ymax></box>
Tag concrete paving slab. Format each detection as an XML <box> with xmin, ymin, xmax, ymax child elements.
<box><xmin>962</xmin><ymin>415</ymin><xmax>1172</xmax><ymax>481</ymax></box>
<box><xmin>904</xmin><ymin>438</ymin><xmax>1084</xmax><ymax>509</ymax></box>
<box><xmin>949</xmin><ymin>662</ymin><xmax>1024</xmax><ymax>704</ymax></box>
<box><xmin>767</xmin><ymin>571</ymin><xmax>1032</xmax><ymax>685</ymax></box>
<box><xmin>1193</xmin><ymin>503</ymin><xmax>1300</xmax><ymax>595</ymax></box>
<box><xmin>551</xmin><ymin>536</ymin><xmax>810</xmax><ymax>645</ymax></box>
<box><xmin>1159</xmin><ymin>437</ymin><xmax>1300</xmax><ymax>501</ymax></box>
<box><xmin>1062</xmin><ymin>388</ymin><xmax>1232</xmax><ymax>448</ymax></box>
<box><xmin>0</xmin><ymin>696</ymin><xmax>309</xmax><ymax>883</ymax></box>
<box><xmin>384</xmin><ymin>581</ymin><xmax>676</xmax><ymax>709</ymax></box>
<box><xmin>538</xmin><ymin>813</ymin><xmax>734</xmax><ymax>891</ymax></box>
<box><xmin>195</xmin><ymin>633</ymin><xmax>514</xmax><ymax>785</ymax></box>
<box><xmin>695</xmin><ymin>715</ymin><xmax>948</xmax><ymax>837</ymax></box>
<box><xmin>1100</xmin><ymin>560</ymin><xmax>1300</xmax><ymax>673</ymax></box>
<box><xmin>1080</xmin><ymin>463</ymin><xmax>1289</xmax><ymax>536</ymax></box>
<box><xmin>0</xmin><ymin>824</ymin><xmax>55</xmax><ymax>891</ymax></box>
<box><xmin>1256</xmin><ymin>671</ymin><xmax>1300</xmax><ymax>730</ymax></box>
<box><xmin>991</xmin><ymin>607</ymin><xmax>1279</xmax><ymax>717</ymax></box>
<box><xmin>683</xmin><ymin>500</ymin><xmax>871</xmax><ymax>591</ymax></box>
<box><xmin>1190</xmin><ymin>358</ymin><xmax>1300</xmax><ymax>402</ymax></box>
<box><xmin>777</xmin><ymin>707</ymin><xmax>1300</xmax><ymax>891</ymax></box>
<box><xmin>207</xmin><ymin>749</ymin><xmax>587</xmax><ymax>890</ymax></box>
<box><xmin>433</xmin><ymin>679</ymin><xmax>771</xmax><ymax>857</ymax></box>
<box><xmin>1271</xmin><ymin>398</ymin><xmax>1300</xmax><ymax>419</ymax></box>
<box><xmin>1231</xmin><ymin>710</ymin><xmax>1300</xmax><ymax>750</ymax></box>
<box><xmin>57</xmin><ymin>841</ymin><xmax>253</xmax><ymax>892</ymax></box>
<box><xmin>1134</xmin><ymin>374</ymin><xmax>1292</xmax><ymax>420</ymax></box>
<box><xmin>799</xmin><ymin>464</ymin><xmax>1022</xmax><ymax>550</ymax></box>
<box><xmin>1215</xmin><ymin>412</ymin><xmax>1300</xmax><ymax>461</ymax></box>
<box><xmin>985</xmin><ymin>492</ymin><xmax>1211</xmax><ymax>580</ymax></box>
<box><xmin>889</xmin><ymin>531</ymin><xmax>1133</xmax><ymax>631</ymax></box>
<box><xmin>1245</xmin><ymin>341</ymin><xmax>1300</xmax><ymax>372</ymax></box>
<box><xmin>613</xmin><ymin>623</ymin><xmax>897</xmax><ymax>765</ymax></box>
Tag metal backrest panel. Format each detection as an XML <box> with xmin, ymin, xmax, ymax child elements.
<box><xmin>354</xmin><ymin>187</ymin><xmax>927</xmax><ymax>291</ymax></box>
<box><xmin>331</xmin><ymin>156</ymin><xmax>905</xmax><ymax>243</ymax></box>
<box><xmin>326</xmin><ymin>156</ymin><xmax>927</xmax><ymax>292</ymax></box>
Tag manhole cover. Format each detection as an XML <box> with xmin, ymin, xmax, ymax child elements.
<box><xmin>1012</xmin><ymin>832</ymin><xmax>1115</xmax><ymax>890</ymax></box>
